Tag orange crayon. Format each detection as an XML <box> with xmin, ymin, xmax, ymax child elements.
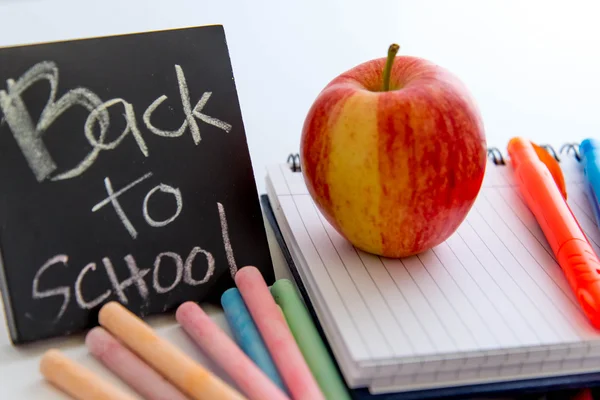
<box><xmin>98</xmin><ymin>301</ymin><xmax>247</xmax><ymax>400</ymax></box>
<box><xmin>40</xmin><ymin>349</ymin><xmax>136</xmax><ymax>400</ymax></box>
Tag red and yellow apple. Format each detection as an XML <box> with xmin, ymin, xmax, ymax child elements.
<box><xmin>300</xmin><ymin>44</ymin><xmax>487</xmax><ymax>258</ymax></box>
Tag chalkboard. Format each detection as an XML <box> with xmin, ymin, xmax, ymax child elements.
<box><xmin>0</xmin><ymin>25</ymin><xmax>274</xmax><ymax>344</ymax></box>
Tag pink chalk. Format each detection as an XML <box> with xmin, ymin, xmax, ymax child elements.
<box><xmin>176</xmin><ymin>301</ymin><xmax>290</xmax><ymax>400</ymax></box>
<box><xmin>85</xmin><ymin>326</ymin><xmax>188</xmax><ymax>400</ymax></box>
<box><xmin>235</xmin><ymin>266</ymin><xmax>324</xmax><ymax>400</ymax></box>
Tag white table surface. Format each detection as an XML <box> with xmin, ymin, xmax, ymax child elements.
<box><xmin>2</xmin><ymin>0</ymin><xmax>600</xmax><ymax>397</ymax></box>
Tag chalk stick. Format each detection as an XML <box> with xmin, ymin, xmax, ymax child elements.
<box><xmin>235</xmin><ymin>266</ymin><xmax>324</xmax><ymax>400</ymax></box>
<box><xmin>176</xmin><ymin>301</ymin><xmax>290</xmax><ymax>400</ymax></box>
<box><xmin>221</xmin><ymin>288</ymin><xmax>286</xmax><ymax>392</ymax></box>
<box><xmin>85</xmin><ymin>326</ymin><xmax>188</xmax><ymax>400</ymax></box>
<box><xmin>40</xmin><ymin>349</ymin><xmax>136</xmax><ymax>400</ymax></box>
<box><xmin>98</xmin><ymin>301</ymin><xmax>247</xmax><ymax>400</ymax></box>
<box><xmin>271</xmin><ymin>279</ymin><xmax>351</xmax><ymax>400</ymax></box>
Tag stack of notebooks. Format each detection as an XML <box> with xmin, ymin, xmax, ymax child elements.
<box><xmin>261</xmin><ymin>143</ymin><xmax>600</xmax><ymax>398</ymax></box>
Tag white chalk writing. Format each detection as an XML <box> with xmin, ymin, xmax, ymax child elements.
<box><xmin>142</xmin><ymin>95</ymin><xmax>187</xmax><ymax>138</ymax></box>
<box><xmin>218</xmin><ymin>202</ymin><xmax>238</xmax><ymax>278</ymax></box>
<box><xmin>92</xmin><ymin>173</ymin><xmax>183</xmax><ymax>238</ymax></box>
<box><xmin>75</xmin><ymin>262</ymin><xmax>110</xmax><ymax>309</ymax></box>
<box><xmin>153</xmin><ymin>252</ymin><xmax>183</xmax><ymax>294</ymax></box>
<box><xmin>0</xmin><ymin>62</ymin><xmax>232</xmax><ymax>182</ymax></box>
<box><xmin>102</xmin><ymin>256</ymin><xmax>150</xmax><ymax>304</ymax></box>
<box><xmin>84</xmin><ymin>98</ymin><xmax>148</xmax><ymax>155</ymax></box>
<box><xmin>0</xmin><ymin>62</ymin><xmax>108</xmax><ymax>182</ymax></box>
<box><xmin>30</xmin><ymin>201</ymin><xmax>237</xmax><ymax>320</ymax></box>
<box><xmin>143</xmin><ymin>184</ymin><xmax>183</xmax><ymax>227</ymax></box>
<box><xmin>184</xmin><ymin>246</ymin><xmax>215</xmax><ymax>285</ymax></box>
<box><xmin>192</xmin><ymin>92</ymin><xmax>232</xmax><ymax>133</ymax></box>
<box><xmin>32</xmin><ymin>254</ymin><xmax>70</xmax><ymax>321</ymax></box>
<box><xmin>91</xmin><ymin>173</ymin><xmax>153</xmax><ymax>239</ymax></box>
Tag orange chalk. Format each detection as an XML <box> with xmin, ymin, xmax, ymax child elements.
<box><xmin>98</xmin><ymin>301</ymin><xmax>247</xmax><ymax>400</ymax></box>
<box><xmin>40</xmin><ymin>349</ymin><xmax>136</xmax><ymax>400</ymax></box>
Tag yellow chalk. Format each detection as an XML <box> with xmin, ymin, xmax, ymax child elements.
<box><xmin>40</xmin><ymin>349</ymin><xmax>136</xmax><ymax>400</ymax></box>
<box><xmin>98</xmin><ymin>301</ymin><xmax>247</xmax><ymax>400</ymax></box>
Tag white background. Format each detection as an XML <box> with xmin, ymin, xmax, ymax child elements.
<box><xmin>1</xmin><ymin>1</ymin><xmax>600</xmax><ymax>398</ymax></box>
<box><xmin>2</xmin><ymin>0</ymin><xmax>600</xmax><ymax>193</ymax></box>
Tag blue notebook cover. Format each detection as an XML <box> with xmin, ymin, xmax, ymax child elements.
<box><xmin>260</xmin><ymin>193</ymin><xmax>600</xmax><ymax>400</ymax></box>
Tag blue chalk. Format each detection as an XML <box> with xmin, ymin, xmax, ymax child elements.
<box><xmin>221</xmin><ymin>287</ymin><xmax>287</xmax><ymax>393</ymax></box>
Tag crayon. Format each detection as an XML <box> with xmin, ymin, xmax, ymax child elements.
<box><xmin>40</xmin><ymin>349</ymin><xmax>136</xmax><ymax>400</ymax></box>
<box><xmin>85</xmin><ymin>326</ymin><xmax>188</xmax><ymax>400</ymax></box>
<box><xmin>98</xmin><ymin>301</ymin><xmax>247</xmax><ymax>400</ymax></box>
<box><xmin>176</xmin><ymin>301</ymin><xmax>290</xmax><ymax>400</ymax></box>
<box><xmin>221</xmin><ymin>288</ymin><xmax>286</xmax><ymax>392</ymax></box>
<box><xmin>235</xmin><ymin>266</ymin><xmax>324</xmax><ymax>400</ymax></box>
<box><xmin>271</xmin><ymin>279</ymin><xmax>351</xmax><ymax>400</ymax></box>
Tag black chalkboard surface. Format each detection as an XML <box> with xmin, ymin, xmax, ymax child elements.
<box><xmin>0</xmin><ymin>25</ymin><xmax>274</xmax><ymax>344</ymax></box>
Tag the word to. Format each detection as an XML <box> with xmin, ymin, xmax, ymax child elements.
<box><xmin>91</xmin><ymin>172</ymin><xmax>183</xmax><ymax>239</ymax></box>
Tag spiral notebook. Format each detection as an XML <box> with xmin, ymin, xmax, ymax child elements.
<box><xmin>263</xmin><ymin>143</ymin><xmax>600</xmax><ymax>396</ymax></box>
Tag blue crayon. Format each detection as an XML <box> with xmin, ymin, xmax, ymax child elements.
<box><xmin>221</xmin><ymin>287</ymin><xmax>287</xmax><ymax>393</ymax></box>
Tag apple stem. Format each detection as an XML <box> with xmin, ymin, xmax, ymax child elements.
<box><xmin>382</xmin><ymin>43</ymin><xmax>400</xmax><ymax>91</ymax></box>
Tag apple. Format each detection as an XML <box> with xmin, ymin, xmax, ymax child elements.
<box><xmin>300</xmin><ymin>44</ymin><xmax>487</xmax><ymax>258</ymax></box>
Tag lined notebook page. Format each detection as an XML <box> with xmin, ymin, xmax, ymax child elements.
<box><xmin>266</xmin><ymin>157</ymin><xmax>600</xmax><ymax>387</ymax></box>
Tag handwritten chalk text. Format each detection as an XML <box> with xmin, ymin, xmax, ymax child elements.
<box><xmin>0</xmin><ymin>61</ymin><xmax>231</xmax><ymax>182</ymax></box>
<box><xmin>91</xmin><ymin>172</ymin><xmax>183</xmax><ymax>239</ymax></box>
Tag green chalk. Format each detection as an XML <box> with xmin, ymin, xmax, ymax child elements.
<box><xmin>270</xmin><ymin>279</ymin><xmax>351</xmax><ymax>400</ymax></box>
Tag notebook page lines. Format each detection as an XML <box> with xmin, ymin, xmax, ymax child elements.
<box><xmin>275</xmin><ymin>171</ymin><xmax>372</xmax><ymax>365</ymax></box>
<box><xmin>448</xmin><ymin>224</ymin><xmax>550</xmax><ymax>344</ymax></box>
<box><xmin>565</xmin><ymin>182</ymin><xmax>595</xmax><ymax>221</ymax></box>
<box><xmin>427</xmin><ymin>243</ymin><xmax>522</xmax><ymax>349</ymax></box>
<box><xmin>390</xmin><ymin>254</ymin><xmax>484</xmax><ymax>352</ymax></box>
<box><xmin>442</xmin><ymin>228</ymin><xmax>541</xmax><ymax>346</ymax></box>
<box><xmin>314</xmin><ymin>210</ymin><xmax>439</xmax><ymax>356</ymax></box>
<box><xmin>493</xmin><ymin>188</ymin><xmax>577</xmax><ymax>303</ymax></box>
<box><xmin>457</xmin><ymin>214</ymin><xmax>564</xmax><ymax>344</ymax></box>
<box><xmin>266</xmin><ymin>164</ymin><xmax>290</xmax><ymax>195</ymax></box>
<box><xmin>476</xmin><ymin>189</ymin><xmax>597</xmax><ymax>340</ymax></box>
<box><xmin>475</xmin><ymin>193</ymin><xmax>588</xmax><ymax>339</ymax></box>
<box><xmin>498</xmin><ymin>188</ymin><xmax>555</xmax><ymax>257</ymax></box>
<box><xmin>500</xmin><ymin>186</ymin><xmax>600</xmax><ymax>297</ymax></box>
<box><xmin>485</xmin><ymin>186</ymin><xmax>596</xmax><ymax>333</ymax></box>
<box><xmin>411</xmin><ymin>250</ymin><xmax>500</xmax><ymax>349</ymax></box>
<box><xmin>292</xmin><ymin>194</ymin><xmax>408</xmax><ymax>360</ymax></box>
<box><xmin>375</xmin><ymin>256</ymin><xmax>458</xmax><ymax>355</ymax></box>
<box><xmin>280</xmin><ymin>164</ymin><xmax>310</xmax><ymax>195</ymax></box>
<box><xmin>272</xmin><ymin>161</ymin><xmax>600</xmax><ymax>371</ymax></box>
<box><xmin>482</xmin><ymin>160</ymin><xmax>513</xmax><ymax>188</ymax></box>
<box><xmin>481</xmin><ymin>188</ymin><xmax>574</xmax><ymax>301</ymax></box>
<box><xmin>300</xmin><ymin>195</ymin><xmax>527</xmax><ymax>354</ymax></box>
<box><xmin>564</xmin><ymin>186</ymin><xmax>600</xmax><ymax>256</ymax></box>
<box><xmin>278</xmin><ymin>195</ymin><xmax>372</xmax><ymax>361</ymax></box>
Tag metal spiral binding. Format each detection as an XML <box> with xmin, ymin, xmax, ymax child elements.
<box><xmin>486</xmin><ymin>147</ymin><xmax>505</xmax><ymax>165</ymax></box>
<box><xmin>289</xmin><ymin>143</ymin><xmax>582</xmax><ymax>171</ymax></box>
<box><xmin>486</xmin><ymin>143</ymin><xmax>581</xmax><ymax>166</ymax></box>
<box><xmin>540</xmin><ymin>144</ymin><xmax>561</xmax><ymax>162</ymax></box>
<box><xmin>559</xmin><ymin>142</ymin><xmax>581</xmax><ymax>162</ymax></box>
<box><xmin>287</xmin><ymin>153</ymin><xmax>301</xmax><ymax>172</ymax></box>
